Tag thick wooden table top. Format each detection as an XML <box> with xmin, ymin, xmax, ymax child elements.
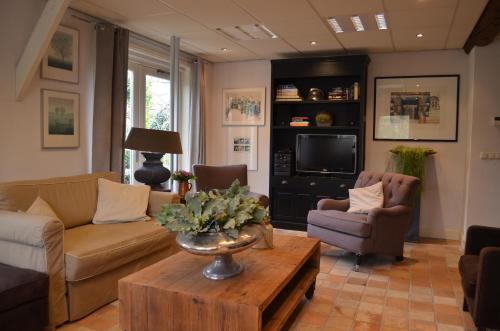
<box><xmin>119</xmin><ymin>234</ymin><xmax>320</xmax><ymax>309</ymax></box>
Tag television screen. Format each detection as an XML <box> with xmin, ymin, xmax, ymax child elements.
<box><xmin>296</xmin><ymin>134</ymin><xmax>357</xmax><ymax>174</ymax></box>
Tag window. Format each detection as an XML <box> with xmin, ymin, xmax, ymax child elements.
<box><xmin>124</xmin><ymin>63</ymin><xmax>173</xmax><ymax>185</ymax></box>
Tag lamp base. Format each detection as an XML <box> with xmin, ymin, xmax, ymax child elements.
<box><xmin>134</xmin><ymin>152</ymin><xmax>171</xmax><ymax>190</ymax></box>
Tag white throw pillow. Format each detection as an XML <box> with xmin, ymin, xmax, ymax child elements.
<box><xmin>26</xmin><ymin>197</ymin><xmax>61</xmax><ymax>221</ymax></box>
<box><xmin>347</xmin><ymin>181</ymin><xmax>384</xmax><ymax>214</ymax></box>
<box><xmin>92</xmin><ymin>178</ymin><xmax>151</xmax><ymax>224</ymax></box>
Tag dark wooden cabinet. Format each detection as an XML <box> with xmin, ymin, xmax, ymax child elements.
<box><xmin>269</xmin><ymin>56</ymin><xmax>369</xmax><ymax>231</ymax></box>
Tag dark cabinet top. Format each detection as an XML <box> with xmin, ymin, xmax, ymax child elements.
<box><xmin>271</xmin><ymin>55</ymin><xmax>370</xmax><ymax>78</ymax></box>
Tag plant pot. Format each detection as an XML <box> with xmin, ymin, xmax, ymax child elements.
<box><xmin>176</xmin><ymin>225</ymin><xmax>262</xmax><ymax>280</ymax></box>
<box><xmin>177</xmin><ymin>181</ymin><xmax>192</xmax><ymax>198</ymax></box>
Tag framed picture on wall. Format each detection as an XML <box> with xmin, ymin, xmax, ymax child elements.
<box><xmin>222</xmin><ymin>88</ymin><xmax>265</xmax><ymax>125</ymax></box>
<box><xmin>42</xmin><ymin>89</ymin><xmax>80</xmax><ymax>148</ymax></box>
<box><xmin>373</xmin><ymin>75</ymin><xmax>459</xmax><ymax>141</ymax></box>
<box><xmin>226</xmin><ymin>126</ymin><xmax>258</xmax><ymax>170</ymax></box>
<box><xmin>41</xmin><ymin>25</ymin><xmax>79</xmax><ymax>83</ymax></box>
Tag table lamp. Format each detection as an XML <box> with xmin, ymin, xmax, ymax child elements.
<box><xmin>124</xmin><ymin>127</ymin><xmax>183</xmax><ymax>190</ymax></box>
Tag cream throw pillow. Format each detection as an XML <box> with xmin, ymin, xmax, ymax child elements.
<box><xmin>26</xmin><ymin>197</ymin><xmax>61</xmax><ymax>221</ymax></box>
<box><xmin>92</xmin><ymin>178</ymin><xmax>151</xmax><ymax>224</ymax></box>
<box><xmin>347</xmin><ymin>181</ymin><xmax>384</xmax><ymax>213</ymax></box>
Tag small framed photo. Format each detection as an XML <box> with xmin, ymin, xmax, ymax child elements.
<box><xmin>42</xmin><ymin>89</ymin><xmax>80</xmax><ymax>148</ymax></box>
<box><xmin>222</xmin><ymin>88</ymin><xmax>265</xmax><ymax>126</ymax></box>
<box><xmin>41</xmin><ymin>25</ymin><xmax>79</xmax><ymax>83</ymax></box>
<box><xmin>226</xmin><ymin>127</ymin><xmax>258</xmax><ymax>170</ymax></box>
<box><xmin>374</xmin><ymin>75</ymin><xmax>459</xmax><ymax>142</ymax></box>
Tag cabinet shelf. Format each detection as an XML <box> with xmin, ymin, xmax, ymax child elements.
<box><xmin>272</xmin><ymin>126</ymin><xmax>359</xmax><ymax>130</ymax></box>
<box><xmin>273</xmin><ymin>100</ymin><xmax>359</xmax><ymax>105</ymax></box>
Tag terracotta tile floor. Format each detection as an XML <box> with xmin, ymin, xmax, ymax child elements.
<box><xmin>57</xmin><ymin>230</ymin><xmax>481</xmax><ymax>331</ymax></box>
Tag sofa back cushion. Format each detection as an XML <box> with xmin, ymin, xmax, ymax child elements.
<box><xmin>0</xmin><ymin>172</ymin><xmax>120</xmax><ymax>228</ymax></box>
<box><xmin>354</xmin><ymin>171</ymin><xmax>420</xmax><ymax>208</ymax></box>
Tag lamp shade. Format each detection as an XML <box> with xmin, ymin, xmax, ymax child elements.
<box><xmin>124</xmin><ymin>127</ymin><xmax>183</xmax><ymax>154</ymax></box>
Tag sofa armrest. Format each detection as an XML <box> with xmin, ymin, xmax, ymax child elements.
<box><xmin>465</xmin><ymin>225</ymin><xmax>500</xmax><ymax>255</ymax></box>
<box><xmin>317</xmin><ymin>199</ymin><xmax>350</xmax><ymax>211</ymax></box>
<box><xmin>148</xmin><ymin>191</ymin><xmax>181</xmax><ymax>217</ymax></box>
<box><xmin>0</xmin><ymin>210</ymin><xmax>68</xmax><ymax>326</ymax></box>
<box><xmin>474</xmin><ymin>247</ymin><xmax>500</xmax><ymax>327</ymax></box>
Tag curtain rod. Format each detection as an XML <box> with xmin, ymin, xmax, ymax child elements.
<box><xmin>68</xmin><ymin>7</ymin><xmax>201</xmax><ymax>63</ymax></box>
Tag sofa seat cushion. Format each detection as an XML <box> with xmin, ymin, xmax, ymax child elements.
<box><xmin>0</xmin><ymin>263</ymin><xmax>48</xmax><ymax>312</ymax></box>
<box><xmin>64</xmin><ymin>220</ymin><xmax>173</xmax><ymax>282</ymax></box>
<box><xmin>459</xmin><ymin>254</ymin><xmax>479</xmax><ymax>298</ymax></box>
<box><xmin>307</xmin><ymin>210</ymin><xmax>371</xmax><ymax>238</ymax></box>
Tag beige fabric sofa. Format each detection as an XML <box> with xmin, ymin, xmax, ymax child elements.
<box><xmin>0</xmin><ymin>172</ymin><xmax>180</xmax><ymax>328</ymax></box>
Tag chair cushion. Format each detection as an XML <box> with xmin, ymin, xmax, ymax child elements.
<box><xmin>459</xmin><ymin>254</ymin><xmax>479</xmax><ymax>298</ymax></box>
<box><xmin>0</xmin><ymin>263</ymin><xmax>48</xmax><ymax>312</ymax></box>
<box><xmin>64</xmin><ymin>220</ymin><xmax>173</xmax><ymax>282</ymax></box>
<box><xmin>307</xmin><ymin>209</ymin><xmax>371</xmax><ymax>238</ymax></box>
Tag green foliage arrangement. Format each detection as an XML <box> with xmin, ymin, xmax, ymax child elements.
<box><xmin>390</xmin><ymin>145</ymin><xmax>436</xmax><ymax>193</ymax></box>
<box><xmin>156</xmin><ymin>180</ymin><xmax>268</xmax><ymax>238</ymax></box>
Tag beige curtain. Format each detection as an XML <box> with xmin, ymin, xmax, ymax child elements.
<box><xmin>189</xmin><ymin>58</ymin><xmax>207</xmax><ymax>166</ymax></box>
<box><xmin>92</xmin><ymin>25</ymin><xmax>129</xmax><ymax>178</ymax></box>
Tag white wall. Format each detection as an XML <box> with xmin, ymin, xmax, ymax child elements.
<box><xmin>463</xmin><ymin>39</ymin><xmax>500</xmax><ymax>232</ymax></box>
<box><xmin>206</xmin><ymin>60</ymin><xmax>271</xmax><ymax>195</ymax></box>
<box><xmin>366</xmin><ymin>50</ymin><xmax>470</xmax><ymax>240</ymax></box>
<box><xmin>206</xmin><ymin>50</ymin><xmax>473</xmax><ymax>239</ymax></box>
<box><xmin>0</xmin><ymin>1</ymin><xmax>95</xmax><ymax>182</ymax></box>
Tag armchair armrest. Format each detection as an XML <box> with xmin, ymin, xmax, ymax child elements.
<box><xmin>317</xmin><ymin>198</ymin><xmax>350</xmax><ymax>211</ymax></box>
<box><xmin>465</xmin><ymin>225</ymin><xmax>500</xmax><ymax>255</ymax></box>
<box><xmin>368</xmin><ymin>205</ymin><xmax>412</xmax><ymax>256</ymax></box>
<box><xmin>368</xmin><ymin>205</ymin><xmax>411</xmax><ymax>220</ymax></box>
<box><xmin>248</xmin><ymin>191</ymin><xmax>269</xmax><ymax>207</ymax></box>
<box><xmin>148</xmin><ymin>191</ymin><xmax>181</xmax><ymax>217</ymax></box>
<box><xmin>474</xmin><ymin>247</ymin><xmax>500</xmax><ymax>327</ymax></box>
<box><xmin>0</xmin><ymin>210</ymin><xmax>67</xmax><ymax>326</ymax></box>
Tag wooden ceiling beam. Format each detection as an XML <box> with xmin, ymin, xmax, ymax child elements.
<box><xmin>15</xmin><ymin>0</ymin><xmax>71</xmax><ymax>100</ymax></box>
<box><xmin>464</xmin><ymin>0</ymin><xmax>500</xmax><ymax>54</ymax></box>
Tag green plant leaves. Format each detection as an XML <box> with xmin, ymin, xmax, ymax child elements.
<box><xmin>157</xmin><ymin>179</ymin><xmax>269</xmax><ymax>238</ymax></box>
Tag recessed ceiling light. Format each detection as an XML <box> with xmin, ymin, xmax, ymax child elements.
<box><xmin>350</xmin><ymin>15</ymin><xmax>365</xmax><ymax>32</ymax></box>
<box><xmin>221</xmin><ymin>48</ymin><xmax>229</xmax><ymax>52</ymax></box>
<box><xmin>310</xmin><ymin>41</ymin><xmax>317</xmax><ymax>45</ymax></box>
<box><xmin>374</xmin><ymin>13</ymin><xmax>388</xmax><ymax>30</ymax></box>
<box><xmin>327</xmin><ymin>17</ymin><xmax>344</xmax><ymax>33</ymax></box>
<box><xmin>416</xmin><ymin>33</ymin><xmax>424</xmax><ymax>38</ymax></box>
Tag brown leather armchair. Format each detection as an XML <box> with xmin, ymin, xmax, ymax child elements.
<box><xmin>459</xmin><ymin>225</ymin><xmax>500</xmax><ymax>331</ymax></box>
<box><xmin>307</xmin><ymin>171</ymin><xmax>420</xmax><ymax>271</ymax></box>
<box><xmin>192</xmin><ymin>164</ymin><xmax>269</xmax><ymax>207</ymax></box>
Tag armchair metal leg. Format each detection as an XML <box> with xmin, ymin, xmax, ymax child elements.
<box><xmin>462</xmin><ymin>298</ymin><xmax>468</xmax><ymax>312</ymax></box>
<box><xmin>354</xmin><ymin>254</ymin><xmax>362</xmax><ymax>272</ymax></box>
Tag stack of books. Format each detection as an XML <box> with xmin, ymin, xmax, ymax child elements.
<box><xmin>290</xmin><ymin>116</ymin><xmax>310</xmax><ymax>127</ymax></box>
<box><xmin>276</xmin><ymin>84</ymin><xmax>302</xmax><ymax>101</ymax></box>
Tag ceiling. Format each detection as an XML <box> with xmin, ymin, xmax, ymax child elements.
<box><xmin>70</xmin><ymin>0</ymin><xmax>488</xmax><ymax>62</ymax></box>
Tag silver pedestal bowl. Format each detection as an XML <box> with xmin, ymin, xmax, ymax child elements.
<box><xmin>176</xmin><ymin>225</ymin><xmax>262</xmax><ymax>280</ymax></box>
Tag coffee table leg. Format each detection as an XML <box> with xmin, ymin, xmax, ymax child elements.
<box><xmin>305</xmin><ymin>279</ymin><xmax>316</xmax><ymax>300</ymax></box>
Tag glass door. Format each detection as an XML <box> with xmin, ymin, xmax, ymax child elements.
<box><xmin>124</xmin><ymin>63</ymin><xmax>172</xmax><ymax>185</ymax></box>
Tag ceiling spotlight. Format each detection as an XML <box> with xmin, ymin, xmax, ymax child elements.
<box><xmin>327</xmin><ymin>17</ymin><xmax>344</xmax><ymax>33</ymax></box>
<box><xmin>221</xmin><ymin>48</ymin><xmax>229</xmax><ymax>52</ymax></box>
<box><xmin>374</xmin><ymin>13</ymin><xmax>388</xmax><ymax>30</ymax></box>
<box><xmin>350</xmin><ymin>15</ymin><xmax>365</xmax><ymax>32</ymax></box>
<box><xmin>310</xmin><ymin>41</ymin><xmax>317</xmax><ymax>45</ymax></box>
<box><xmin>416</xmin><ymin>33</ymin><xmax>424</xmax><ymax>38</ymax></box>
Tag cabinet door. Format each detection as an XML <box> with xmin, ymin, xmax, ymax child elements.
<box><xmin>293</xmin><ymin>193</ymin><xmax>314</xmax><ymax>222</ymax></box>
<box><xmin>271</xmin><ymin>190</ymin><xmax>294</xmax><ymax>221</ymax></box>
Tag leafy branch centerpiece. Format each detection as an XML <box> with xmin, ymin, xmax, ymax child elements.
<box><xmin>157</xmin><ymin>180</ymin><xmax>268</xmax><ymax>280</ymax></box>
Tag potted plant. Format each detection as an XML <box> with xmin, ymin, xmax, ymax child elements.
<box><xmin>157</xmin><ymin>180</ymin><xmax>268</xmax><ymax>280</ymax></box>
<box><xmin>390</xmin><ymin>145</ymin><xmax>436</xmax><ymax>242</ymax></box>
<box><xmin>171</xmin><ymin>170</ymin><xmax>196</xmax><ymax>198</ymax></box>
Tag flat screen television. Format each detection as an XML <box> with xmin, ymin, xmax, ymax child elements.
<box><xmin>296</xmin><ymin>134</ymin><xmax>357</xmax><ymax>175</ymax></box>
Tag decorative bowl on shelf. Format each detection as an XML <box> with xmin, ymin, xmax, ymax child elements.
<box><xmin>315</xmin><ymin>111</ymin><xmax>333</xmax><ymax>127</ymax></box>
<box><xmin>176</xmin><ymin>225</ymin><xmax>262</xmax><ymax>280</ymax></box>
<box><xmin>307</xmin><ymin>88</ymin><xmax>324</xmax><ymax>101</ymax></box>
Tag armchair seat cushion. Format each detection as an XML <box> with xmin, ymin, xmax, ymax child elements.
<box><xmin>307</xmin><ymin>210</ymin><xmax>371</xmax><ymax>238</ymax></box>
<box><xmin>459</xmin><ymin>254</ymin><xmax>479</xmax><ymax>298</ymax></box>
<box><xmin>64</xmin><ymin>220</ymin><xmax>172</xmax><ymax>282</ymax></box>
<box><xmin>0</xmin><ymin>263</ymin><xmax>48</xmax><ymax>312</ymax></box>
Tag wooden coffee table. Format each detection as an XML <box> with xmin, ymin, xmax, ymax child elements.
<box><xmin>119</xmin><ymin>234</ymin><xmax>320</xmax><ymax>331</ymax></box>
